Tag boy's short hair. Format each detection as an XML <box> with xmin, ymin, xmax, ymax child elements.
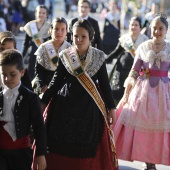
<box><xmin>78</xmin><ymin>0</ymin><xmax>91</xmax><ymax>8</ymax></box>
<box><xmin>0</xmin><ymin>49</ymin><xmax>24</xmax><ymax>71</ymax></box>
<box><xmin>0</xmin><ymin>31</ymin><xmax>17</xmax><ymax>49</ymax></box>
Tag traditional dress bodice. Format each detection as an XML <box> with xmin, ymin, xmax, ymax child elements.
<box><xmin>133</xmin><ymin>40</ymin><xmax>170</xmax><ymax>86</ymax></box>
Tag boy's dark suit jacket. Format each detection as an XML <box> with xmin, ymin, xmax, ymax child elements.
<box><xmin>69</xmin><ymin>17</ymin><xmax>103</xmax><ymax>50</ymax></box>
<box><xmin>0</xmin><ymin>84</ymin><xmax>46</xmax><ymax>156</ymax></box>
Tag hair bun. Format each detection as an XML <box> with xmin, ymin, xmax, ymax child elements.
<box><xmin>155</xmin><ymin>12</ymin><xmax>167</xmax><ymax>19</ymax></box>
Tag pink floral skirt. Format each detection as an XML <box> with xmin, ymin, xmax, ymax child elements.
<box><xmin>114</xmin><ymin>79</ymin><xmax>170</xmax><ymax>165</ymax></box>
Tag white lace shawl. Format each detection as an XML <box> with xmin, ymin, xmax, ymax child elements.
<box><xmin>60</xmin><ymin>46</ymin><xmax>106</xmax><ymax>77</ymax></box>
<box><xmin>23</xmin><ymin>20</ymin><xmax>51</xmax><ymax>40</ymax></box>
<box><xmin>35</xmin><ymin>40</ymin><xmax>71</xmax><ymax>71</ymax></box>
<box><xmin>135</xmin><ymin>40</ymin><xmax>170</xmax><ymax>69</ymax></box>
<box><xmin>119</xmin><ymin>33</ymin><xmax>148</xmax><ymax>52</ymax></box>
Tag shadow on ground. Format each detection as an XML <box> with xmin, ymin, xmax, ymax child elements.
<box><xmin>119</xmin><ymin>166</ymin><xmax>139</xmax><ymax>170</ymax></box>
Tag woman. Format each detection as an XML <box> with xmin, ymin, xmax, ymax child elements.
<box><xmin>106</xmin><ymin>17</ymin><xmax>148</xmax><ymax>104</ymax></box>
<box><xmin>21</xmin><ymin>5</ymin><xmax>50</xmax><ymax>81</ymax></box>
<box><xmin>41</xmin><ymin>19</ymin><xmax>118</xmax><ymax>170</ymax></box>
<box><xmin>114</xmin><ymin>13</ymin><xmax>170</xmax><ymax>170</ymax></box>
<box><xmin>33</xmin><ymin>17</ymin><xmax>71</xmax><ymax>94</ymax></box>
<box><xmin>102</xmin><ymin>0</ymin><xmax>120</xmax><ymax>54</ymax></box>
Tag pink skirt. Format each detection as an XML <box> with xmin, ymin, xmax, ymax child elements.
<box><xmin>114</xmin><ymin>79</ymin><xmax>170</xmax><ymax>165</ymax></box>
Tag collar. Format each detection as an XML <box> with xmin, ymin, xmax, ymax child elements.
<box><xmin>80</xmin><ymin>16</ymin><xmax>89</xmax><ymax>20</ymax></box>
<box><xmin>3</xmin><ymin>81</ymin><xmax>21</xmax><ymax>96</ymax></box>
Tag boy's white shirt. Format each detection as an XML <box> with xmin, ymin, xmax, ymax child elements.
<box><xmin>0</xmin><ymin>82</ymin><xmax>21</xmax><ymax>141</ymax></box>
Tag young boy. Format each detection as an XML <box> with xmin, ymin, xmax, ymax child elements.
<box><xmin>0</xmin><ymin>31</ymin><xmax>32</xmax><ymax>90</ymax></box>
<box><xmin>69</xmin><ymin>0</ymin><xmax>103</xmax><ymax>50</ymax></box>
<box><xmin>0</xmin><ymin>49</ymin><xmax>47</xmax><ymax>170</ymax></box>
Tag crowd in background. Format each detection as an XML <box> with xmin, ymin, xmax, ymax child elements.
<box><xmin>1</xmin><ymin>0</ymin><xmax>170</xmax><ymax>170</ymax></box>
<box><xmin>0</xmin><ymin>0</ymin><xmax>163</xmax><ymax>36</ymax></box>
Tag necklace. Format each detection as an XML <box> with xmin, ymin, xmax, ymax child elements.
<box><xmin>79</xmin><ymin>54</ymin><xmax>87</xmax><ymax>61</ymax></box>
<box><xmin>153</xmin><ymin>40</ymin><xmax>165</xmax><ymax>49</ymax></box>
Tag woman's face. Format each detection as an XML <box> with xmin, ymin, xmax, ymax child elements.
<box><xmin>51</xmin><ymin>22</ymin><xmax>67</xmax><ymax>42</ymax></box>
<box><xmin>151</xmin><ymin>19</ymin><xmax>167</xmax><ymax>42</ymax></box>
<box><xmin>73</xmin><ymin>27</ymin><xmax>90</xmax><ymax>53</ymax></box>
<box><xmin>35</xmin><ymin>7</ymin><xmax>47</xmax><ymax>21</ymax></box>
<box><xmin>129</xmin><ymin>20</ymin><xmax>141</xmax><ymax>34</ymax></box>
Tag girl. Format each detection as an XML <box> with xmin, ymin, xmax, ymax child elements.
<box><xmin>21</xmin><ymin>5</ymin><xmax>50</xmax><ymax>81</ymax></box>
<box><xmin>114</xmin><ymin>13</ymin><xmax>170</xmax><ymax>170</ymax></box>
<box><xmin>106</xmin><ymin>17</ymin><xmax>148</xmax><ymax>104</ymax></box>
<box><xmin>41</xmin><ymin>19</ymin><xmax>118</xmax><ymax>170</ymax></box>
<box><xmin>34</xmin><ymin>17</ymin><xmax>71</xmax><ymax>94</ymax></box>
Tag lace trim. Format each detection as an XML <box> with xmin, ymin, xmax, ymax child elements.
<box><xmin>118</xmin><ymin>79</ymin><xmax>170</xmax><ymax>133</ymax></box>
<box><xmin>24</xmin><ymin>20</ymin><xmax>50</xmax><ymax>39</ymax></box>
<box><xmin>35</xmin><ymin>40</ymin><xmax>71</xmax><ymax>71</ymax></box>
<box><xmin>124</xmin><ymin>77</ymin><xmax>136</xmax><ymax>88</ymax></box>
<box><xmin>119</xmin><ymin>33</ymin><xmax>148</xmax><ymax>52</ymax></box>
<box><xmin>60</xmin><ymin>47</ymin><xmax>105</xmax><ymax>77</ymax></box>
<box><xmin>136</xmin><ymin>40</ymin><xmax>170</xmax><ymax>68</ymax></box>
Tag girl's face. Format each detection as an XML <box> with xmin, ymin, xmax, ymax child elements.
<box><xmin>73</xmin><ymin>27</ymin><xmax>90</xmax><ymax>53</ymax></box>
<box><xmin>129</xmin><ymin>20</ymin><xmax>141</xmax><ymax>35</ymax></box>
<box><xmin>35</xmin><ymin>7</ymin><xmax>47</xmax><ymax>21</ymax></box>
<box><xmin>151</xmin><ymin>19</ymin><xmax>167</xmax><ymax>42</ymax></box>
<box><xmin>51</xmin><ymin>22</ymin><xmax>67</xmax><ymax>42</ymax></box>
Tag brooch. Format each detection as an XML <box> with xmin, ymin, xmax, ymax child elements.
<box><xmin>17</xmin><ymin>95</ymin><xmax>23</xmax><ymax>106</ymax></box>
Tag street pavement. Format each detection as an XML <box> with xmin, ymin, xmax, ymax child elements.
<box><xmin>15</xmin><ymin>9</ymin><xmax>170</xmax><ymax>170</ymax></box>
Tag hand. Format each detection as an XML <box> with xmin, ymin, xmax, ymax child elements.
<box><xmin>122</xmin><ymin>82</ymin><xmax>132</xmax><ymax>105</ymax></box>
<box><xmin>33</xmin><ymin>155</ymin><xmax>47</xmax><ymax>170</ymax></box>
<box><xmin>122</xmin><ymin>94</ymin><xmax>129</xmax><ymax>105</ymax></box>
<box><xmin>41</xmin><ymin>86</ymin><xmax>48</xmax><ymax>93</ymax></box>
<box><xmin>108</xmin><ymin>109</ymin><xmax>116</xmax><ymax>125</ymax></box>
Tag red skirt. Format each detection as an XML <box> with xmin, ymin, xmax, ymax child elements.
<box><xmin>46</xmin><ymin>125</ymin><xmax>119</xmax><ymax>170</ymax></box>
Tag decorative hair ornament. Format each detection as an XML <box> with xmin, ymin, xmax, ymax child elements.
<box><xmin>154</xmin><ymin>12</ymin><xmax>167</xmax><ymax>19</ymax></box>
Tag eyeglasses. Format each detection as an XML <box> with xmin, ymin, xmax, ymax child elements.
<box><xmin>79</xmin><ymin>6</ymin><xmax>90</xmax><ymax>9</ymax></box>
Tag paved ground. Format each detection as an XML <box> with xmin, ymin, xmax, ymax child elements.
<box><xmin>15</xmin><ymin>8</ymin><xmax>170</xmax><ymax>170</ymax></box>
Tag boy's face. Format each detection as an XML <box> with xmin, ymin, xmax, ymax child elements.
<box><xmin>78</xmin><ymin>2</ymin><xmax>90</xmax><ymax>18</ymax></box>
<box><xmin>0</xmin><ymin>40</ymin><xmax>15</xmax><ymax>52</ymax></box>
<box><xmin>0</xmin><ymin>65</ymin><xmax>24</xmax><ymax>89</ymax></box>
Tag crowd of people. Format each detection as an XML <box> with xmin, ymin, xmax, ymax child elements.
<box><xmin>0</xmin><ymin>0</ymin><xmax>170</xmax><ymax>170</ymax></box>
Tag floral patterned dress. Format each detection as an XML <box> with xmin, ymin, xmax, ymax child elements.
<box><xmin>114</xmin><ymin>40</ymin><xmax>170</xmax><ymax>165</ymax></box>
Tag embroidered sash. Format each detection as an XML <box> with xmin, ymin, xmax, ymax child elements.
<box><xmin>44</xmin><ymin>41</ymin><xmax>59</xmax><ymax>66</ymax></box>
<box><xmin>29</xmin><ymin>22</ymin><xmax>42</xmax><ymax>47</ymax></box>
<box><xmin>63</xmin><ymin>48</ymin><xmax>118</xmax><ymax>167</ymax></box>
<box><xmin>126</xmin><ymin>37</ymin><xmax>135</xmax><ymax>57</ymax></box>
